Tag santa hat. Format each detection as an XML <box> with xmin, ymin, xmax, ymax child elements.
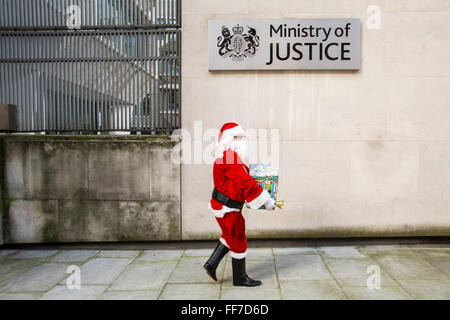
<box><xmin>215</xmin><ymin>122</ymin><xmax>246</xmax><ymax>159</ymax></box>
<box><xmin>218</xmin><ymin>122</ymin><xmax>245</xmax><ymax>143</ymax></box>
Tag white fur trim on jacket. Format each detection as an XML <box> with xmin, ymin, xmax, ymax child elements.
<box><xmin>219</xmin><ymin>237</ymin><xmax>230</xmax><ymax>248</ymax></box>
<box><xmin>220</xmin><ymin>125</ymin><xmax>245</xmax><ymax>142</ymax></box>
<box><xmin>230</xmin><ymin>250</ymin><xmax>247</xmax><ymax>259</ymax></box>
<box><xmin>246</xmin><ymin>189</ymin><xmax>271</xmax><ymax>209</ymax></box>
<box><xmin>208</xmin><ymin>202</ymin><xmax>240</xmax><ymax>218</ymax></box>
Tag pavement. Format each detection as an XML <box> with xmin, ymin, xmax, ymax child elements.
<box><xmin>0</xmin><ymin>244</ymin><xmax>449</xmax><ymax>300</ymax></box>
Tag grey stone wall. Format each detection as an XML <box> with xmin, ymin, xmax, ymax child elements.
<box><xmin>0</xmin><ymin>137</ymin><xmax>4</xmax><ymax>245</ymax></box>
<box><xmin>0</xmin><ymin>135</ymin><xmax>181</xmax><ymax>244</ymax></box>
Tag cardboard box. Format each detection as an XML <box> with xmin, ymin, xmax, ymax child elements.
<box><xmin>248</xmin><ymin>164</ymin><xmax>279</xmax><ymax>209</ymax></box>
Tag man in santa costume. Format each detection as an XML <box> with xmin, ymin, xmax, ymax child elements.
<box><xmin>203</xmin><ymin>122</ymin><xmax>276</xmax><ymax>287</ymax></box>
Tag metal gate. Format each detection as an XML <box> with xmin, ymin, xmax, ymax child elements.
<box><xmin>0</xmin><ymin>0</ymin><xmax>181</xmax><ymax>134</ymax></box>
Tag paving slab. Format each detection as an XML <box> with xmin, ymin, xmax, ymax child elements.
<box><xmin>358</xmin><ymin>245</ymin><xmax>412</xmax><ymax>255</ymax></box>
<box><xmin>222</xmin><ymin>259</ymin><xmax>279</xmax><ymax>289</ymax></box>
<box><xmin>0</xmin><ymin>250</ymin><xmax>18</xmax><ymax>258</ymax></box>
<box><xmin>139</xmin><ymin>250</ymin><xmax>184</xmax><ymax>262</ymax></box>
<box><xmin>359</xmin><ymin>245</ymin><xmax>411</xmax><ymax>251</ymax></box>
<box><xmin>110</xmin><ymin>261</ymin><xmax>177</xmax><ymax>291</ymax></box>
<box><xmin>220</xmin><ymin>288</ymin><xmax>281</xmax><ymax>300</ymax></box>
<box><xmin>0</xmin><ymin>258</ymin><xmax>42</xmax><ymax>285</ymax></box>
<box><xmin>398</xmin><ymin>279</ymin><xmax>450</xmax><ymax>300</ymax></box>
<box><xmin>280</xmin><ymin>280</ymin><xmax>346</xmax><ymax>300</ymax></box>
<box><xmin>275</xmin><ymin>254</ymin><xmax>333</xmax><ymax>281</ymax></box>
<box><xmin>226</xmin><ymin>248</ymin><xmax>274</xmax><ymax>261</ymax></box>
<box><xmin>98</xmin><ymin>250</ymin><xmax>141</xmax><ymax>259</ymax></box>
<box><xmin>183</xmin><ymin>249</ymin><xmax>214</xmax><ymax>257</ymax></box>
<box><xmin>168</xmin><ymin>257</ymin><xmax>225</xmax><ymax>284</ymax></box>
<box><xmin>245</xmin><ymin>248</ymin><xmax>274</xmax><ymax>260</ymax></box>
<box><xmin>371</xmin><ymin>253</ymin><xmax>447</xmax><ymax>280</ymax></box>
<box><xmin>0</xmin><ymin>263</ymin><xmax>69</xmax><ymax>292</ymax></box>
<box><xmin>411</xmin><ymin>249</ymin><xmax>450</xmax><ymax>258</ymax></box>
<box><xmin>101</xmin><ymin>290</ymin><xmax>160</xmax><ymax>300</ymax></box>
<box><xmin>159</xmin><ymin>283</ymin><xmax>220</xmax><ymax>300</ymax></box>
<box><xmin>273</xmin><ymin>247</ymin><xmax>317</xmax><ymax>255</ymax></box>
<box><xmin>423</xmin><ymin>257</ymin><xmax>450</xmax><ymax>275</ymax></box>
<box><xmin>407</xmin><ymin>244</ymin><xmax>450</xmax><ymax>250</ymax></box>
<box><xmin>40</xmin><ymin>285</ymin><xmax>107</xmax><ymax>300</ymax></box>
<box><xmin>342</xmin><ymin>286</ymin><xmax>411</xmax><ymax>300</ymax></box>
<box><xmin>10</xmin><ymin>250</ymin><xmax>59</xmax><ymax>259</ymax></box>
<box><xmin>66</xmin><ymin>258</ymin><xmax>133</xmax><ymax>285</ymax></box>
<box><xmin>318</xmin><ymin>246</ymin><xmax>366</xmax><ymax>259</ymax></box>
<box><xmin>50</xmin><ymin>250</ymin><xmax>99</xmax><ymax>263</ymax></box>
<box><xmin>326</xmin><ymin>258</ymin><xmax>398</xmax><ymax>287</ymax></box>
<box><xmin>0</xmin><ymin>292</ymin><xmax>43</xmax><ymax>300</ymax></box>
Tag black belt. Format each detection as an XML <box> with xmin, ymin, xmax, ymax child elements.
<box><xmin>212</xmin><ymin>188</ymin><xmax>244</xmax><ymax>210</ymax></box>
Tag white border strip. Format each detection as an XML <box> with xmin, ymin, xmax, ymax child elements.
<box><xmin>219</xmin><ymin>237</ymin><xmax>230</xmax><ymax>249</ymax></box>
<box><xmin>247</xmin><ymin>189</ymin><xmax>271</xmax><ymax>209</ymax></box>
<box><xmin>230</xmin><ymin>250</ymin><xmax>247</xmax><ymax>259</ymax></box>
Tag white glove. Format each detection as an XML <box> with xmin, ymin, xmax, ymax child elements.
<box><xmin>264</xmin><ymin>198</ymin><xmax>276</xmax><ymax>210</ymax></box>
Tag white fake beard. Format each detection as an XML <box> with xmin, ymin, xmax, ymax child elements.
<box><xmin>231</xmin><ymin>140</ymin><xmax>249</xmax><ymax>164</ymax></box>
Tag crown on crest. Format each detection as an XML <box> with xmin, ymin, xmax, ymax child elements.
<box><xmin>232</xmin><ymin>24</ymin><xmax>244</xmax><ymax>34</ymax></box>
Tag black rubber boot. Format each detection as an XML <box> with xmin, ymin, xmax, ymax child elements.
<box><xmin>203</xmin><ymin>242</ymin><xmax>229</xmax><ymax>281</ymax></box>
<box><xmin>232</xmin><ymin>257</ymin><xmax>262</xmax><ymax>287</ymax></box>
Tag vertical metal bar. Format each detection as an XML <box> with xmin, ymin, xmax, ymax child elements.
<box><xmin>89</xmin><ymin>31</ymin><xmax>93</xmax><ymax>131</ymax></box>
<box><xmin>108</xmin><ymin>35</ymin><xmax>112</xmax><ymax>131</ymax></box>
<box><xmin>106</xmin><ymin>32</ymin><xmax>110</xmax><ymax>131</ymax></box>
<box><xmin>33</xmin><ymin>34</ymin><xmax>39</xmax><ymax>131</ymax></box>
<box><xmin>130</xmin><ymin>30</ymin><xmax>135</xmax><ymax>129</ymax></box>
<box><xmin>30</xmin><ymin>0</ymin><xmax>35</xmax><ymax>28</ymax></box>
<box><xmin>165</xmin><ymin>0</ymin><xmax>167</xmax><ymax>25</ymax></box>
<box><xmin>99</xmin><ymin>32</ymin><xmax>103</xmax><ymax>132</ymax></box>
<box><xmin>155</xmin><ymin>30</ymin><xmax>159</xmax><ymax>132</ymax></box>
<box><xmin>101</xmin><ymin>32</ymin><xmax>106</xmax><ymax>132</ymax></box>
<box><xmin>153</xmin><ymin>31</ymin><xmax>157</xmax><ymax>132</ymax></box>
<box><xmin>81</xmin><ymin>32</ymin><xmax>85</xmax><ymax>132</ymax></box>
<box><xmin>140</xmin><ymin>32</ymin><xmax>144</xmax><ymax>131</ymax></box>
<box><xmin>62</xmin><ymin>34</ymin><xmax>68</xmax><ymax>131</ymax></box>
<box><xmin>21</xmin><ymin>37</ymin><xmax>28</xmax><ymax>130</ymax></box>
<box><xmin>64</xmin><ymin>34</ymin><xmax>68</xmax><ymax>131</ymax></box>
<box><xmin>50</xmin><ymin>44</ymin><xmax>54</xmax><ymax>131</ymax></box>
<box><xmin>49</xmin><ymin>34</ymin><xmax>53</xmax><ymax>132</ymax></box>
<box><xmin>120</xmin><ymin>43</ymin><xmax>124</xmax><ymax>130</ymax></box>
<box><xmin>76</xmin><ymin>33</ymin><xmax>80</xmax><ymax>131</ymax></box>
<box><xmin>165</xmin><ymin>31</ymin><xmax>168</xmax><ymax>133</ymax></box>
<box><xmin>170</xmin><ymin>30</ymin><xmax>174</xmax><ymax>131</ymax></box>
<box><xmin>68</xmin><ymin>33</ymin><xmax>72</xmax><ymax>131</ymax></box>
<box><xmin>178</xmin><ymin>28</ymin><xmax>181</xmax><ymax>129</ymax></box>
<box><xmin>124</xmin><ymin>34</ymin><xmax>128</xmax><ymax>132</ymax></box>
<box><xmin>158</xmin><ymin>0</ymin><xmax>161</xmax><ymax>26</ymax></box>
<box><xmin>133</xmin><ymin>31</ymin><xmax>137</xmax><ymax>131</ymax></box>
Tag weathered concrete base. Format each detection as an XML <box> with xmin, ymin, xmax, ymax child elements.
<box><xmin>0</xmin><ymin>135</ymin><xmax>181</xmax><ymax>244</ymax></box>
<box><xmin>0</xmin><ymin>137</ymin><xmax>4</xmax><ymax>246</ymax></box>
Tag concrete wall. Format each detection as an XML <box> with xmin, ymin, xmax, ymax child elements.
<box><xmin>0</xmin><ymin>137</ymin><xmax>4</xmax><ymax>245</ymax></box>
<box><xmin>181</xmin><ymin>0</ymin><xmax>450</xmax><ymax>239</ymax></box>
<box><xmin>0</xmin><ymin>135</ymin><xmax>181</xmax><ymax>243</ymax></box>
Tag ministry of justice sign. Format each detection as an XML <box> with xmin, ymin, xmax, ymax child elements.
<box><xmin>208</xmin><ymin>19</ymin><xmax>361</xmax><ymax>70</ymax></box>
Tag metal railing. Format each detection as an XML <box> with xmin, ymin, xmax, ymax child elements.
<box><xmin>0</xmin><ymin>0</ymin><xmax>181</xmax><ymax>134</ymax></box>
<box><xmin>0</xmin><ymin>0</ymin><xmax>180</xmax><ymax>30</ymax></box>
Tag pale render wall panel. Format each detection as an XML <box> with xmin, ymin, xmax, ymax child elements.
<box><xmin>181</xmin><ymin>0</ymin><xmax>450</xmax><ymax>239</ymax></box>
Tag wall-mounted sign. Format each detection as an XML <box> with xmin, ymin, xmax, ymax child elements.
<box><xmin>209</xmin><ymin>19</ymin><xmax>360</xmax><ymax>71</ymax></box>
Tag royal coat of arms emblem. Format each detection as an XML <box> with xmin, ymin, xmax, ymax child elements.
<box><xmin>217</xmin><ymin>24</ymin><xmax>260</xmax><ymax>61</ymax></box>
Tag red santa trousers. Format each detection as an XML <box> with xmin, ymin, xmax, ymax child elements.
<box><xmin>216</xmin><ymin>211</ymin><xmax>247</xmax><ymax>259</ymax></box>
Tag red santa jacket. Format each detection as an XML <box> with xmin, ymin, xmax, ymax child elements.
<box><xmin>209</xmin><ymin>149</ymin><xmax>270</xmax><ymax>217</ymax></box>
